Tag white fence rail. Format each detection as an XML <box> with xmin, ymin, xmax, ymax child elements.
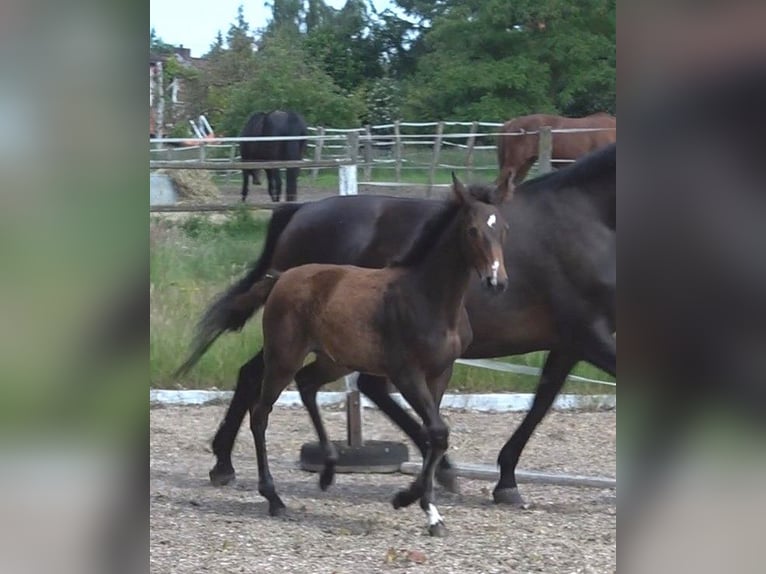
<box><xmin>150</xmin><ymin>122</ymin><xmax>614</xmax><ymax>194</ymax></box>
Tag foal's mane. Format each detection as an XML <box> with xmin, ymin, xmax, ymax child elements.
<box><xmin>389</xmin><ymin>200</ymin><xmax>460</xmax><ymax>268</ymax></box>
<box><xmin>389</xmin><ymin>183</ymin><xmax>495</xmax><ymax>268</ymax></box>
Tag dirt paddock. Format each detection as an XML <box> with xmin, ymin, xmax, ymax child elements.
<box><xmin>151</xmin><ymin>404</ymin><xmax>615</xmax><ymax>573</ymax></box>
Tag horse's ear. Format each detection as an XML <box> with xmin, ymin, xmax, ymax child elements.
<box><xmin>451</xmin><ymin>171</ymin><xmax>469</xmax><ymax>205</ymax></box>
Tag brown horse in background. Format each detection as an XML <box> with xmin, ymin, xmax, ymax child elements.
<box><xmin>177</xmin><ymin>175</ymin><xmax>510</xmax><ymax>536</ymax></box>
<box><xmin>497</xmin><ymin>113</ymin><xmax>616</xmax><ymax>185</ymax></box>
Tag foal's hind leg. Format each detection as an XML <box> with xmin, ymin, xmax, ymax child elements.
<box><xmin>210</xmin><ymin>351</ymin><xmax>264</xmax><ymax>485</ymax></box>
<box><xmin>295</xmin><ymin>355</ymin><xmax>352</xmax><ymax>491</ymax></box>
<box><xmin>390</xmin><ymin>372</ymin><xmax>450</xmax><ymax>537</ymax></box>
<box><xmin>494</xmin><ymin>350</ymin><xmax>578</xmax><ymax>507</ymax></box>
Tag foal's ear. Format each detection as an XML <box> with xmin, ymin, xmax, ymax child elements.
<box><xmin>451</xmin><ymin>171</ymin><xmax>470</xmax><ymax>205</ymax></box>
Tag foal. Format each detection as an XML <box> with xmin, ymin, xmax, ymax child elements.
<box><xmin>237</xmin><ymin>175</ymin><xmax>508</xmax><ymax>535</ymax></box>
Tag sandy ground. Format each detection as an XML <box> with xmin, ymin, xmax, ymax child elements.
<box><xmin>151</xmin><ymin>404</ymin><xmax>615</xmax><ymax>573</ymax></box>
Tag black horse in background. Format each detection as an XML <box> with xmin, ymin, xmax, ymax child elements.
<box><xmin>239</xmin><ymin>110</ymin><xmax>308</xmax><ymax>202</ymax></box>
<box><xmin>178</xmin><ymin>143</ymin><xmax>616</xmax><ymax>508</ymax></box>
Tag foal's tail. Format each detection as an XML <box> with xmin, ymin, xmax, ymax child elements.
<box><xmin>173</xmin><ymin>203</ymin><xmax>302</xmax><ymax>378</ymax></box>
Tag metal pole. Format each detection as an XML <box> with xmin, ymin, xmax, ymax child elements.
<box><xmin>339</xmin><ymin>164</ymin><xmax>362</xmax><ymax>446</ymax></box>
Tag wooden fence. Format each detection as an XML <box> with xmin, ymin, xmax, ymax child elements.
<box><xmin>150</xmin><ymin>122</ymin><xmax>614</xmax><ymax>201</ymax></box>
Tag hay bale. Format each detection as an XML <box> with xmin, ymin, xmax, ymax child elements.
<box><xmin>160</xmin><ymin>169</ymin><xmax>220</xmax><ymax>201</ymax></box>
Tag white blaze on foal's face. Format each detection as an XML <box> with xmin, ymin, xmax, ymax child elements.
<box><xmin>487</xmin><ymin>213</ymin><xmax>496</xmax><ymax>229</ymax></box>
<box><xmin>491</xmin><ymin>259</ymin><xmax>500</xmax><ymax>285</ymax></box>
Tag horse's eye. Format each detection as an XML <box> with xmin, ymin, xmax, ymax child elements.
<box><xmin>468</xmin><ymin>227</ymin><xmax>478</xmax><ymax>238</ymax></box>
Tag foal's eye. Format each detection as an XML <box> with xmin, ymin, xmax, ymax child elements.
<box><xmin>468</xmin><ymin>227</ymin><xmax>478</xmax><ymax>238</ymax></box>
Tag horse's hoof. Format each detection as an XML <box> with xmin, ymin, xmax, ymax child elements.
<box><xmin>269</xmin><ymin>503</ymin><xmax>287</xmax><ymax>517</ymax></box>
<box><xmin>319</xmin><ymin>466</ymin><xmax>335</xmax><ymax>491</ymax></box>
<box><xmin>493</xmin><ymin>487</ymin><xmax>530</xmax><ymax>508</ymax></box>
<box><xmin>209</xmin><ymin>466</ymin><xmax>236</xmax><ymax>487</ymax></box>
<box><xmin>428</xmin><ymin>522</ymin><xmax>448</xmax><ymax>537</ymax></box>
<box><xmin>436</xmin><ymin>468</ymin><xmax>460</xmax><ymax>494</ymax></box>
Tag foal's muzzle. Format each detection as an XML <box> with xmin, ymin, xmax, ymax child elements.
<box><xmin>483</xmin><ymin>276</ymin><xmax>508</xmax><ymax>293</ymax></box>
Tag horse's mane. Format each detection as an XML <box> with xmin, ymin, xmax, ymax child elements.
<box><xmin>519</xmin><ymin>143</ymin><xmax>616</xmax><ymax>194</ymax></box>
<box><xmin>389</xmin><ymin>200</ymin><xmax>461</xmax><ymax>268</ymax></box>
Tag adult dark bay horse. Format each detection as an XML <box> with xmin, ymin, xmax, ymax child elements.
<box><xmin>239</xmin><ymin>110</ymin><xmax>308</xmax><ymax>202</ymax></box>
<box><xmin>179</xmin><ymin>177</ymin><xmax>509</xmax><ymax>535</ymax></box>
<box><xmin>181</xmin><ymin>143</ymin><xmax>615</xmax><ymax>508</ymax></box>
<box><xmin>497</xmin><ymin>112</ymin><xmax>616</xmax><ymax>185</ymax></box>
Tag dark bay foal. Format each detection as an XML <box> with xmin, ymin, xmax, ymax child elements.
<box><xmin>181</xmin><ymin>175</ymin><xmax>508</xmax><ymax>535</ymax></box>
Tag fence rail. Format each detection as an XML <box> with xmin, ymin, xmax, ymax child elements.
<box><xmin>150</xmin><ymin>123</ymin><xmax>614</xmax><ymax>194</ymax></box>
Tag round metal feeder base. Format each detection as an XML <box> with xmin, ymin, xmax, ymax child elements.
<box><xmin>300</xmin><ymin>440</ymin><xmax>409</xmax><ymax>474</ymax></box>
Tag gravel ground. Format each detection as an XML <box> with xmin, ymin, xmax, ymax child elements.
<box><xmin>151</xmin><ymin>405</ymin><xmax>615</xmax><ymax>573</ymax></box>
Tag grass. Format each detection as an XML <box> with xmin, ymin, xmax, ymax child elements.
<box><xmin>150</xmin><ymin>210</ymin><xmax>615</xmax><ymax>394</ymax></box>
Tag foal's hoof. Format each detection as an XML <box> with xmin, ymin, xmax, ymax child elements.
<box><xmin>436</xmin><ymin>467</ymin><xmax>461</xmax><ymax>494</ymax></box>
<box><xmin>392</xmin><ymin>489</ymin><xmax>418</xmax><ymax>510</ymax></box>
<box><xmin>209</xmin><ymin>465</ymin><xmax>236</xmax><ymax>487</ymax></box>
<box><xmin>493</xmin><ymin>487</ymin><xmax>530</xmax><ymax>509</ymax></box>
<box><xmin>428</xmin><ymin>522</ymin><xmax>448</xmax><ymax>537</ymax></box>
<box><xmin>319</xmin><ymin>465</ymin><xmax>336</xmax><ymax>491</ymax></box>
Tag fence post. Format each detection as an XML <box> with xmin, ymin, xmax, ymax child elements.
<box><xmin>339</xmin><ymin>164</ymin><xmax>357</xmax><ymax>196</ymax></box>
<box><xmin>394</xmin><ymin>120</ymin><xmax>402</xmax><ymax>183</ymax></box>
<box><xmin>345</xmin><ymin>374</ymin><xmax>363</xmax><ymax>447</ymax></box>
<box><xmin>538</xmin><ymin>125</ymin><xmax>552</xmax><ymax>175</ymax></box>
<box><xmin>465</xmin><ymin>121</ymin><xmax>478</xmax><ymax>179</ymax></box>
<box><xmin>346</xmin><ymin>130</ymin><xmax>360</xmax><ymax>163</ymax></box>
<box><xmin>199</xmin><ymin>141</ymin><xmax>206</xmax><ymax>163</ymax></box>
<box><xmin>427</xmin><ymin>121</ymin><xmax>445</xmax><ymax>197</ymax></box>
<box><xmin>312</xmin><ymin>126</ymin><xmax>325</xmax><ymax>182</ymax></box>
<box><xmin>339</xmin><ymin>164</ymin><xmax>362</xmax><ymax>446</ymax></box>
<box><xmin>362</xmin><ymin>125</ymin><xmax>373</xmax><ymax>181</ymax></box>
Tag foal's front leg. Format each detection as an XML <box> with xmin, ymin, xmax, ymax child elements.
<box><xmin>390</xmin><ymin>372</ymin><xmax>450</xmax><ymax>537</ymax></box>
<box><xmin>251</xmin><ymin>355</ymin><xmax>303</xmax><ymax>517</ymax></box>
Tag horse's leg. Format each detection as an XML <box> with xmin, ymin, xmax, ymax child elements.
<box><xmin>295</xmin><ymin>356</ymin><xmax>351</xmax><ymax>491</ymax></box>
<box><xmin>285</xmin><ymin>167</ymin><xmax>298</xmax><ymax>202</ymax></box>
<box><xmin>356</xmin><ymin>373</ymin><xmax>459</xmax><ymax>493</ymax></box>
<box><xmin>515</xmin><ymin>158</ymin><xmax>537</xmax><ymax>183</ymax></box>
<box><xmin>274</xmin><ymin>169</ymin><xmax>283</xmax><ymax>202</ymax></box>
<box><xmin>428</xmin><ymin>364</ymin><xmax>460</xmax><ymax>492</ymax></box>
<box><xmin>580</xmin><ymin>317</ymin><xmax>616</xmax><ymax>377</ymax></box>
<box><xmin>390</xmin><ymin>372</ymin><xmax>450</xmax><ymax>537</ymax></box>
<box><xmin>266</xmin><ymin>169</ymin><xmax>277</xmax><ymax>202</ymax></box>
<box><xmin>250</xmin><ymin>355</ymin><xmax>302</xmax><ymax>517</ymax></box>
<box><xmin>493</xmin><ymin>350</ymin><xmax>579</xmax><ymax>507</ymax></box>
<box><xmin>241</xmin><ymin>170</ymin><xmax>249</xmax><ymax>202</ymax></box>
<box><xmin>209</xmin><ymin>350</ymin><xmax>264</xmax><ymax>486</ymax></box>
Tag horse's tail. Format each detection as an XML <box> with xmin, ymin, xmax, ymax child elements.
<box><xmin>173</xmin><ymin>203</ymin><xmax>302</xmax><ymax>378</ymax></box>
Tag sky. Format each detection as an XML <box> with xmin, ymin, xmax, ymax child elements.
<box><xmin>150</xmin><ymin>0</ymin><xmax>396</xmax><ymax>58</ymax></box>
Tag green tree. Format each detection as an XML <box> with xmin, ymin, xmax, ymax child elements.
<box><xmin>218</xmin><ymin>28</ymin><xmax>364</xmax><ymax>134</ymax></box>
<box><xmin>150</xmin><ymin>28</ymin><xmax>175</xmax><ymax>56</ymax></box>
<box><xmin>398</xmin><ymin>0</ymin><xmax>615</xmax><ymax>120</ymax></box>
